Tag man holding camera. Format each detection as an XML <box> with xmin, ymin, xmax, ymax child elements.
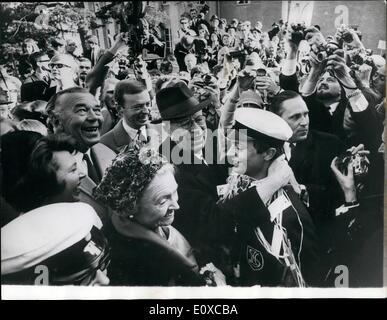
<box><xmin>280</xmin><ymin>26</ymin><xmax>382</xmax><ymax>151</ymax></box>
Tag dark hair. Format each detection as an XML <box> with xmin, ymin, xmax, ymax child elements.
<box><xmin>12</xmin><ymin>102</ymin><xmax>48</xmax><ymax>125</ymax></box>
<box><xmin>1</xmin><ymin>131</ymin><xmax>43</xmax><ymax>208</ymax></box>
<box><xmin>46</xmin><ymin>87</ymin><xmax>90</xmax><ymax>133</ymax></box>
<box><xmin>252</xmin><ymin>139</ymin><xmax>282</xmax><ymax>156</ymax></box>
<box><xmin>114</xmin><ymin>79</ymin><xmax>147</xmax><ymax>107</ymax></box>
<box><xmin>5</xmin><ymin>134</ymin><xmax>77</xmax><ymax>212</ymax></box>
<box><xmin>269</xmin><ymin>90</ymin><xmax>301</xmax><ymax>115</ymax></box>
<box><xmin>29</xmin><ymin>51</ymin><xmax>48</xmax><ymax>70</ymax></box>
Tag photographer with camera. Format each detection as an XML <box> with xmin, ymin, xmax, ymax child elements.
<box><xmin>324</xmin><ymin>143</ymin><xmax>384</xmax><ymax>286</ymax></box>
<box><xmin>351</xmin><ymin>53</ymin><xmax>385</xmax><ymax>110</ymax></box>
<box><xmin>280</xmin><ymin>25</ymin><xmax>382</xmax><ymax>150</ymax></box>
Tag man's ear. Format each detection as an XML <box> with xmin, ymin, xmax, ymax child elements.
<box><xmin>263</xmin><ymin>147</ymin><xmax>277</xmax><ymax>161</ymax></box>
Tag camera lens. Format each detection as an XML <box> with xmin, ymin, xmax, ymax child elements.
<box><xmin>316</xmin><ymin>51</ymin><xmax>327</xmax><ymax>62</ymax></box>
<box><xmin>342</xmin><ymin>32</ymin><xmax>353</xmax><ymax>43</ymax></box>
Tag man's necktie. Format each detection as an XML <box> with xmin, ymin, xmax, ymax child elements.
<box><xmin>136</xmin><ymin>128</ymin><xmax>148</xmax><ymax>145</ymax></box>
<box><xmin>83</xmin><ymin>153</ymin><xmax>99</xmax><ymax>184</ymax></box>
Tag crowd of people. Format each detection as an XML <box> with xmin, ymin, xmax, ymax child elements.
<box><xmin>0</xmin><ymin>6</ymin><xmax>385</xmax><ymax>288</ymax></box>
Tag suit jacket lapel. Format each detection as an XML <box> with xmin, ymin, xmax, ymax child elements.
<box><xmin>113</xmin><ymin>120</ymin><xmax>132</xmax><ymax>151</ymax></box>
<box><xmin>290</xmin><ymin>132</ymin><xmax>315</xmax><ymax>173</ymax></box>
<box><xmin>90</xmin><ymin>143</ymin><xmax>116</xmax><ymax>178</ymax></box>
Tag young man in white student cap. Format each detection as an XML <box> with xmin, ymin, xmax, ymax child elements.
<box><xmin>1</xmin><ymin>202</ymin><xmax>110</xmax><ymax>286</ymax></box>
<box><xmin>217</xmin><ymin>107</ymin><xmax>320</xmax><ymax>287</ymax></box>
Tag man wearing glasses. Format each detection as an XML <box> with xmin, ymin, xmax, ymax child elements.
<box><xmin>20</xmin><ymin>51</ymin><xmax>55</xmax><ymax>102</ymax></box>
<box><xmin>177</xmin><ymin>17</ymin><xmax>197</xmax><ymax>44</ymax></box>
<box><xmin>154</xmin><ymin>81</ymin><xmax>230</xmax><ymax>247</ymax></box>
<box><xmin>49</xmin><ymin>54</ymin><xmax>77</xmax><ymax>92</ymax></box>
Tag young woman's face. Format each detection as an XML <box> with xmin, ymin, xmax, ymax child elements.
<box><xmin>53</xmin><ymin>150</ymin><xmax>86</xmax><ymax>202</ymax></box>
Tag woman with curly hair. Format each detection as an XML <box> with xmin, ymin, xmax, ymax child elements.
<box><xmin>94</xmin><ymin>145</ymin><xmax>225</xmax><ymax>286</ymax></box>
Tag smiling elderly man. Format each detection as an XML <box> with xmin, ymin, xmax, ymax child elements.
<box><xmin>46</xmin><ymin>87</ymin><xmax>116</xmax><ymax>223</ymax></box>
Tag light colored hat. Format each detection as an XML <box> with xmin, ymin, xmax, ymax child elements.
<box><xmin>234</xmin><ymin>107</ymin><xmax>293</xmax><ymax>142</ymax></box>
<box><xmin>1</xmin><ymin>202</ymin><xmax>102</xmax><ymax>275</ymax></box>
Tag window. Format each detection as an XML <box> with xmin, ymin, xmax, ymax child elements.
<box><xmin>237</xmin><ymin>1</ymin><xmax>251</xmax><ymax>4</ymax></box>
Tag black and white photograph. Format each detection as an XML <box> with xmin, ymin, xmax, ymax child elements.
<box><xmin>0</xmin><ymin>0</ymin><xmax>386</xmax><ymax>302</ymax></box>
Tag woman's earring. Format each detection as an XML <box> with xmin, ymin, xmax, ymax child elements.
<box><xmin>129</xmin><ymin>214</ymin><xmax>134</xmax><ymax>219</ymax></box>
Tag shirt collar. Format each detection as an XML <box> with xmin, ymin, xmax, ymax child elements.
<box><xmin>328</xmin><ymin>102</ymin><xmax>340</xmax><ymax>115</ymax></box>
<box><xmin>122</xmin><ymin>118</ymin><xmax>147</xmax><ymax>141</ymax></box>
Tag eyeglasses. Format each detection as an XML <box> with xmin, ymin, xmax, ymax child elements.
<box><xmin>49</xmin><ymin>63</ymin><xmax>70</xmax><ymax>69</ymax></box>
<box><xmin>172</xmin><ymin>114</ymin><xmax>206</xmax><ymax>131</ymax></box>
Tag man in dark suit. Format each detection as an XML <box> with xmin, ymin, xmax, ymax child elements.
<box><xmin>74</xmin><ymin>58</ymin><xmax>92</xmax><ymax>89</ymax></box>
<box><xmin>155</xmin><ymin>82</ymin><xmax>319</xmax><ymax>286</ymax></box>
<box><xmin>20</xmin><ymin>51</ymin><xmax>56</xmax><ymax>102</ymax></box>
<box><xmin>46</xmin><ymin>87</ymin><xmax>116</xmax><ymax>223</ymax></box>
<box><xmin>154</xmin><ymin>82</ymin><xmax>229</xmax><ymax>243</ymax></box>
<box><xmin>269</xmin><ymin>90</ymin><xmax>345</xmax><ymax>227</ymax></box>
<box><xmin>100</xmin><ymin>79</ymin><xmax>162</xmax><ymax>153</ymax></box>
<box><xmin>217</xmin><ymin>107</ymin><xmax>319</xmax><ymax>286</ymax></box>
<box><xmin>323</xmin><ymin>145</ymin><xmax>384</xmax><ymax>287</ymax></box>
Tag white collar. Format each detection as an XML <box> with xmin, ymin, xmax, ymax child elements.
<box><xmin>122</xmin><ymin>118</ymin><xmax>147</xmax><ymax>141</ymax></box>
<box><xmin>328</xmin><ymin>102</ymin><xmax>340</xmax><ymax>115</ymax></box>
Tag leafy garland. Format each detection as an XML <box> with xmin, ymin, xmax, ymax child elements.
<box><xmin>1</xmin><ymin>3</ymin><xmax>97</xmax><ymax>46</ymax></box>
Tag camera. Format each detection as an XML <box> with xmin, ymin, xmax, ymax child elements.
<box><xmin>256</xmin><ymin>68</ymin><xmax>267</xmax><ymax>77</ymax></box>
<box><xmin>289</xmin><ymin>23</ymin><xmax>306</xmax><ymax>46</ymax></box>
<box><xmin>316</xmin><ymin>25</ymin><xmax>355</xmax><ymax>63</ymax></box>
<box><xmin>316</xmin><ymin>41</ymin><xmax>341</xmax><ymax>62</ymax></box>
<box><xmin>336</xmin><ymin>151</ymin><xmax>369</xmax><ymax>181</ymax></box>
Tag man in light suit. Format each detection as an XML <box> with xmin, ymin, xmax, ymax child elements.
<box><xmin>100</xmin><ymin>79</ymin><xmax>162</xmax><ymax>154</ymax></box>
<box><xmin>46</xmin><ymin>87</ymin><xmax>116</xmax><ymax>223</ymax></box>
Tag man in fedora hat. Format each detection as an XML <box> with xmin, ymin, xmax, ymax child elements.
<box><xmin>154</xmin><ymin>80</ymin><xmax>317</xmax><ymax>286</ymax></box>
<box><xmin>154</xmin><ymin>81</ymin><xmax>230</xmax><ymax>249</ymax></box>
